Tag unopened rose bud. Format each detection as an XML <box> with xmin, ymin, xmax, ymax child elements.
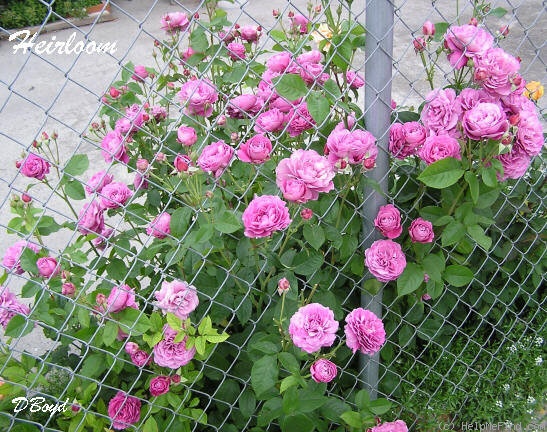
<box><xmin>71</xmin><ymin>405</ymin><xmax>80</xmax><ymax>413</ymax></box>
<box><xmin>61</xmin><ymin>270</ymin><xmax>71</xmax><ymax>280</ymax></box>
<box><xmin>91</xmin><ymin>122</ymin><xmax>100</xmax><ymax>130</ymax></box>
<box><xmin>125</xmin><ymin>342</ymin><xmax>139</xmax><ymax>355</ymax></box>
<box><xmin>422</xmin><ymin>293</ymin><xmax>432</xmax><ymax>301</ymax></box>
<box><xmin>288</xmin><ymin>11</ymin><xmax>294</xmax><ymax>18</ymax></box>
<box><xmin>109</xmin><ymin>87</ymin><xmax>121</xmax><ymax>98</ymax></box>
<box><xmin>171</xmin><ymin>374</ymin><xmax>181</xmax><ymax>383</ymax></box>
<box><xmin>183</xmin><ymin>69</ymin><xmax>191</xmax><ymax>77</ymax></box>
<box><xmin>62</xmin><ymin>282</ymin><xmax>76</xmax><ymax>297</ymax></box>
<box><xmin>230</xmin><ymin>132</ymin><xmax>239</xmax><ymax>142</ymax></box>
<box><xmin>156</xmin><ymin>152</ymin><xmax>167</xmax><ymax>162</ymax></box>
<box><xmin>32</xmin><ymin>140</ymin><xmax>39</xmax><ymax>148</ymax></box>
<box><xmin>217</xmin><ymin>115</ymin><xmax>226</xmax><ymax>126</ymax></box>
<box><xmin>422</xmin><ymin>20</ymin><xmax>435</xmax><ymax>37</ymax></box>
<box><xmin>501</xmin><ymin>134</ymin><xmax>513</xmax><ymax>146</ymax></box>
<box><xmin>516</xmin><ymin>56</ymin><xmax>522</xmax><ymax>63</ymax></box>
<box><xmin>315</xmin><ymin>5</ymin><xmax>322</xmax><ymax>12</ymax></box>
<box><xmin>120</xmin><ymin>85</ymin><xmax>129</xmax><ymax>93</ymax></box>
<box><xmin>300</xmin><ymin>208</ymin><xmax>313</xmax><ymax>220</ymax></box>
<box><xmin>474</xmin><ymin>69</ymin><xmax>487</xmax><ymax>82</ymax></box>
<box><xmin>194</xmin><ymin>13</ymin><xmax>199</xmax><ymax>19</ymax></box>
<box><xmin>154</xmin><ymin>39</ymin><xmax>160</xmax><ymax>47</ymax></box>
<box><xmin>205</xmin><ymin>190</ymin><xmax>214</xmax><ymax>199</ymax></box>
<box><xmin>21</xmin><ymin>193</ymin><xmax>31</xmax><ymax>203</ymax></box>
<box><xmin>234</xmin><ymin>23</ymin><xmax>240</xmax><ymax>29</ymax></box>
<box><xmin>277</xmin><ymin>278</ymin><xmax>290</xmax><ymax>295</ymax></box>
<box><xmin>363</xmin><ymin>157</ymin><xmax>375</xmax><ymax>169</ymax></box>
<box><xmin>413</xmin><ymin>37</ymin><xmax>426</xmax><ymax>52</ymax></box>
<box><xmin>51</xmin><ymin>131</ymin><xmax>58</xmax><ymax>140</ymax></box>
<box><xmin>512</xmin><ymin>75</ymin><xmax>522</xmax><ymax>87</ymax></box>
<box><xmin>101</xmin><ymin>96</ymin><xmax>110</xmax><ymax>105</ymax></box>
<box><xmin>508</xmin><ymin>113</ymin><xmax>520</xmax><ymax>126</ymax></box>
<box><xmin>391</xmin><ymin>99</ymin><xmax>397</xmax><ymax>110</ymax></box>
<box><xmin>272</xmin><ymin>9</ymin><xmax>280</xmax><ymax>17</ymax></box>
<box><xmin>96</xmin><ymin>293</ymin><xmax>106</xmax><ymax>305</ymax></box>
<box><xmin>174</xmin><ymin>154</ymin><xmax>191</xmax><ymax>172</ymax></box>
<box><xmin>323</xmin><ymin>144</ymin><xmax>330</xmax><ymax>155</ymax></box>
<box><xmin>142</xmin><ymin>113</ymin><xmax>150</xmax><ymax>122</ymax></box>
<box><xmin>469</xmin><ymin>17</ymin><xmax>478</xmax><ymax>26</ymax></box>
<box><xmin>41</xmin><ymin>132</ymin><xmax>49</xmax><ymax>140</ymax></box>
<box><xmin>136</xmin><ymin>158</ymin><xmax>149</xmax><ymax>171</ymax></box>
<box><xmin>339</xmin><ymin>160</ymin><xmax>348</xmax><ymax>170</ymax></box>
<box><xmin>499</xmin><ymin>25</ymin><xmax>509</xmax><ymax>37</ymax></box>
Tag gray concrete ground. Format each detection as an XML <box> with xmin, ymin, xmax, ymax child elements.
<box><xmin>0</xmin><ymin>0</ymin><xmax>545</xmax><ymax>427</ymax></box>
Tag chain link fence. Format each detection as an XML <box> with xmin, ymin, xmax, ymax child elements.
<box><xmin>0</xmin><ymin>0</ymin><xmax>545</xmax><ymax>431</ymax></box>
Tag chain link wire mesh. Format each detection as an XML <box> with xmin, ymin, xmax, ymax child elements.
<box><xmin>0</xmin><ymin>0</ymin><xmax>545</xmax><ymax>431</ymax></box>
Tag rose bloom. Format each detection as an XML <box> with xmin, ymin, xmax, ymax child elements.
<box><xmin>374</xmin><ymin>204</ymin><xmax>403</xmax><ymax>239</ymax></box>
<box><xmin>371</xmin><ymin>420</ymin><xmax>408</xmax><ymax>432</ymax></box>
<box><xmin>299</xmin><ymin>63</ymin><xmax>329</xmax><ymax>85</ymax></box>
<box><xmin>365</xmin><ymin>239</ymin><xmax>406</xmax><ymax>282</ymax></box>
<box><xmin>242</xmin><ymin>195</ymin><xmax>291</xmax><ymax>238</ymax></box>
<box><xmin>20</xmin><ymin>153</ymin><xmax>50</xmax><ymax>180</ymax></box>
<box><xmin>149</xmin><ymin>376</ymin><xmax>171</xmax><ymax>397</ymax></box>
<box><xmin>290</xmin><ymin>14</ymin><xmax>309</xmax><ymax>34</ymax></box>
<box><xmin>254</xmin><ymin>109</ymin><xmax>286</xmax><ymax>133</ymax></box>
<box><xmin>418</xmin><ymin>135</ymin><xmax>461</xmax><ymax>165</ymax></box>
<box><xmin>197</xmin><ymin>140</ymin><xmax>234</xmax><ymax>177</ymax></box>
<box><xmin>227</xmin><ymin>42</ymin><xmax>246</xmax><ymax>61</ymax></box>
<box><xmin>106</xmin><ymin>284</ymin><xmax>138</xmax><ymax>313</ymax></box>
<box><xmin>153</xmin><ymin>325</ymin><xmax>196</xmax><ymax>369</ymax></box>
<box><xmin>100</xmin><ymin>182</ymin><xmax>133</xmax><ymax>209</ymax></box>
<box><xmin>85</xmin><ymin>171</ymin><xmax>113</xmax><ymax>195</ymax></box>
<box><xmin>462</xmin><ymin>102</ymin><xmax>509</xmax><ymax>141</ymax></box>
<box><xmin>420</xmin><ymin>88</ymin><xmax>461</xmax><ymax>136</ymax></box>
<box><xmin>266</xmin><ymin>52</ymin><xmax>292</xmax><ymax>73</ymax></box>
<box><xmin>134</xmin><ymin>173</ymin><xmax>149</xmax><ymax>191</ymax></box>
<box><xmin>107</xmin><ymin>391</ymin><xmax>141</xmax><ymax>430</ymax></box>
<box><xmin>310</xmin><ymin>359</ymin><xmax>337</xmax><ymax>383</ymax></box>
<box><xmin>161</xmin><ymin>12</ymin><xmax>190</xmax><ymax>33</ymax></box>
<box><xmin>174</xmin><ymin>154</ymin><xmax>191</xmax><ymax>173</ymax></box>
<box><xmin>408</xmin><ymin>218</ymin><xmax>434</xmax><ymax>243</ymax></box>
<box><xmin>346</xmin><ymin>70</ymin><xmax>365</xmax><ymax>89</ymax></box>
<box><xmin>474</xmin><ymin>48</ymin><xmax>520</xmax><ymax>97</ymax></box>
<box><xmin>237</xmin><ymin>134</ymin><xmax>272</xmax><ymax>164</ymax></box>
<box><xmin>0</xmin><ymin>287</ymin><xmax>30</xmax><ymax>329</ymax></box>
<box><xmin>177</xmin><ymin>126</ymin><xmax>197</xmax><ymax>146</ymax></box>
<box><xmin>296</xmin><ymin>50</ymin><xmax>322</xmax><ymax>65</ymax></box>
<box><xmin>286</xmin><ymin>103</ymin><xmax>316</xmax><ymax>137</ymax></box>
<box><xmin>131</xmin><ymin>350</ymin><xmax>150</xmax><ymax>367</ymax></box>
<box><xmin>92</xmin><ymin>227</ymin><xmax>114</xmax><ymax>250</ymax></box>
<box><xmin>326</xmin><ymin>127</ymin><xmax>378</xmax><ymax>166</ymax></box>
<box><xmin>131</xmin><ymin>65</ymin><xmax>148</xmax><ymax>82</ymax></box>
<box><xmin>151</xmin><ymin>105</ymin><xmax>167</xmax><ymax>122</ymax></box>
<box><xmin>36</xmin><ymin>257</ymin><xmax>60</xmax><ymax>278</ymax></box>
<box><xmin>444</xmin><ymin>24</ymin><xmax>493</xmax><ymax>69</ymax></box>
<box><xmin>524</xmin><ymin>81</ymin><xmax>544</xmax><ymax>101</ymax></box>
<box><xmin>2</xmin><ymin>240</ymin><xmax>40</xmax><ymax>274</ymax></box>
<box><xmin>456</xmin><ymin>88</ymin><xmax>496</xmax><ymax>115</ymax></box>
<box><xmin>389</xmin><ymin>122</ymin><xmax>427</xmax><ymax>159</ymax></box>
<box><xmin>514</xmin><ymin>110</ymin><xmax>544</xmax><ymax>157</ymax></box>
<box><xmin>288</xmin><ymin>303</ymin><xmax>339</xmax><ymax>353</ymax></box>
<box><xmin>77</xmin><ymin>201</ymin><xmax>105</xmax><ymax>235</ymax></box>
<box><xmin>124</xmin><ymin>104</ymin><xmax>148</xmax><ymax>131</ymax></box>
<box><xmin>146</xmin><ymin>212</ymin><xmax>171</xmax><ymax>239</ymax></box>
<box><xmin>239</xmin><ymin>25</ymin><xmax>260</xmax><ymax>42</ymax></box>
<box><xmin>178</xmin><ymin>79</ymin><xmax>218</xmax><ymax>117</ymax></box>
<box><xmin>155</xmin><ymin>280</ymin><xmax>199</xmax><ymax>319</ymax></box>
<box><xmin>101</xmin><ymin>131</ymin><xmax>129</xmax><ymax>164</ymax></box>
<box><xmin>344</xmin><ymin>308</ymin><xmax>386</xmax><ymax>355</ymax></box>
<box><xmin>226</xmin><ymin>94</ymin><xmax>263</xmax><ymax>119</ymax></box>
<box><xmin>496</xmin><ymin>148</ymin><xmax>531</xmax><ymax>180</ymax></box>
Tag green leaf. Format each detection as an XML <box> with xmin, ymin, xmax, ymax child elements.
<box><xmin>106</xmin><ymin>258</ymin><xmax>127</xmax><ymax>281</ymax></box>
<box><xmin>239</xmin><ymin>390</ymin><xmax>256</xmax><ymax>418</ymax></box>
<box><xmin>19</xmin><ymin>247</ymin><xmax>38</xmax><ymax>274</ymax></box>
<box><xmin>251</xmin><ymin>355</ymin><xmax>278</xmax><ymax>398</ymax></box>
<box><xmin>205</xmin><ymin>333</ymin><xmax>230</xmax><ymax>344</ymax></box>
<box><xmin>444</xmin><ymin>265</ymin><xmax>474</xmax><ymax>287</ymax></box>
<box><xmin>354</xmin><ymin>390</ymin><xmax>370</xmax><ymax>411</ymax></box>
<box><xmin>214</xmin><ymin>211</ymin><xmax>241</xmax><ymax>234</ymax></box>
<box><xmin>79</xmin><ymin>353</ymin><xmax>106</xmax><ymax>378</ymax></box>
<box><xmin>322</xmin><ymin>79</ymin><xmax>342</xmax><ymax>101</ymax></box>
<box><xmin>321</xmin><ymin>399</ymin><xmax>351</xmax><ymax>423</ymax></box>
<box><xmin>194</xmin><ymin>336</ymin><xmax>207</xmax><ymax>355</ymax></box>
<box><xmin>64</xmin><ymin>154</ymin><xmax>89</xmax><ymax>176</ymax></box>
<box><xmin>397</xmin><ymin>263</ymin><xmax>424</xmax><ymax>296</ymax></box>
<box><xmin>64</xmin><ymin>180</ymin><xmax>86</xmax><ymax>200</ymax></box>
<box><xmin>115</xmin><ymin>308</ymin><xmax>151</xmax><ymax>335</ymax></box>
<box><xmin>303</xmin><ymin>224</ymin><xmax>325</xmax><ymax>250</ymax></box>
<box><xmin>489</xmin><ymin>7</ymin><xmax>508</xmax><ymax>17</ymax></box>
<box><xmin>272</xmin><ymin>74</ymin><xmax>309</xmax><ymax>100</ymax></box>
<box><xmin>279</xmin><ymin>375</ymin><xmax>300</xmax><ymax>394</ymax></box>
<box><xmin>190</xmin><ymin>27</ymin><xmax>208</xmax><ymax>52</ymax></box>
<box><xmin>466</xmin><ymin>224</ymin><xmax>492</xmax><ymax>251</ymax></box>
<box><xmin>369</xmin><ymin>398</ymin><xmax>391</xmax><ymax>415</ymax></box>
<box><xmin>198</xmin><ymin>316</ymin><xmax>212</xmax><ymax>335</ymax></box>
<box><xmin>191</xmin><ymin>224</ymin><xmax>214</xmax><ymax>244</ymax></box>
<box><xmin>481</xmin><ymin>166</ymin><xmax>498</xmax><ymax>188</ymax></box>
<box><xmin>166</xmin><ymin>313</ymin><xmax>183</xmax><ymax>331</ymax></box>
<box><xmin>170</xmin><ymin>207</ymin><xmax>193</xmax><ymax>238</ymax></box>
<box><xmin>341</xmin><ymin>411</ymin><xmax>363</xmax><ymax>428</ymax></box>
<box><xmin>281</xmin><ymin>414</ymin><xmax>315</xmax><ymax>432</ymax></box>
<box><xmin>278</xmin><ymin>352</ymin><xmax>300</xmax><ymax>375</ymax></box>
<box><xmin>4</xmin><ymin>314</ymin><xmax>33</xmax><ymax>338</ymax></box>
<box><xmin>307</xmin><ymin>91</ymin><xmax>330</xmax><ymax>125</ymax></box>
<box><xmin>103</xmin><ymin>320</ymin><xmax>119</xmax><ymax>347</ymax></box>
<box><xmin>417</xmin><ymin>158</ymin><xmax>464</xmax><ymax>189</ymax></box>
<box><xmin>433</xmin><ymin>22</ymin><xmax>449</xmax><ymax>42</ymax></box>
<box><xmin>422</xmin><ymin>253</ymin><xmax>445</xmax><ymax>281</ymax></box>
<box><xmin>398</xmin><ymin>325</ymin><xmax>415</xmax><ymax>347</ymax></box>
<box><xmin>363</xmin><ymin>278</ymin><xmax>382</xmax><ymax>295</ymax></box>
<box><xmin>142</xmin><ymin>417</ymin><xmax>158</xmax><ymax>432</ymax></box>
<box><xmin>293</xmin><ymin>251</ymin><xmax>324</xmax><ymax>276</ymax></box>
<box><xmin>464</xmin><ymin>171</ymin><xmax>479</xmax><ymax>204</ymax></box>
<box><xmin>441</xmin><ymin>221</ymin><xmax>465</xmax><ymax>246</ymax></box>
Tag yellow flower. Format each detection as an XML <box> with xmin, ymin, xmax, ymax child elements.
<box><xmin>312</xmin><ymin>23</ymin><xmax>333</xmax><ymax>52</ymax></box>
<box><xmin>524</xmin><ymin>81</ymin><xmax>544</xmax><ymax>101</ymax></box>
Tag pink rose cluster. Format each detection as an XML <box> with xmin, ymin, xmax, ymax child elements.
<box><xmin>2</xmin><ymin>240</ymin><xmax>40</xmax><ymax>275</ymax></box>
<box><xmin>325</xmin><ymin>123</ymin><xmax>378</xmax><ymax>168</ymax></box>
<box><xmin>154</xmin><ymin>279</ymin><xmax>199</xmax><ymax>320</ymax></box>
<box><xmin>242</xmin><ymin>195</ymin><xmax>291</xmax><ymax>238</ymax></box>
<box><xmin>0</xmin><ymin>287</ymin><xmax>30</xmax><ymax>329</ymax></box>
<box><xmin>153</xmin><ymin>325</ymin><xmax>196</xmax><ymax>369</ymax></box>
<box><xmin>107</xmin><ymin>391</ymin><xmax>141</xmax><ymax>430</ymax></box>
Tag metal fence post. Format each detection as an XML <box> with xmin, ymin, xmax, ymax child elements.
<box><xmin>361</xmin><ymin>0</ymin><xmax>394</xmax><ymax>399</ymax></box>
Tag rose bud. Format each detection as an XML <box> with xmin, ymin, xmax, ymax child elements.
<box><xmin>155</xmin><ymin>152</ymin><xmax>167</xmax><ymax>162</ymax></box>
<box><xmin>109</xmin><ymin>87</ymin><xmax>121</xmax><ymax>98</ymax></box>
<box><xmin>21</xmin><ymin>193</ymin><xmax>32</xmax><ymax>203</ymax></box>
<box><xmin>96</xmin><ymin>293</ymin><xmax>107</xmax><ymax>305</ymax></box>
<box><xmin>125</xmin><ymin>342</ymin><xmax>139</xmax><ymax>355</ymax></box>
<box><xmin>499</xmin><ymin>25</ymin><xmax>509</xmax><ymax>37</ymax></box>
<box><xmin>37</xmin><ymin>257</ymin><xmax>60</xmax><ymax>278</ymax></box>
<box><xmin>272</xmin><ymin>9</ymin><xmax>280</xmax><ymax>17</ymax></box>
<box><xmin>422</xmin><ymin>293</ymin><xmax>432</xmax><ymax>301</ymax></box>
<box><xmin>277</xmin><ymin>278</ymin><xmax>290</xmax><ymax>295</ymax></box>
<box><xmin>62</xmin><ymin>282</ymin><xmax>76</xmax><ymax>297</ymax></box>
<box><xmin>422</xmin><ymin>20</ymin><xmax>435</xmax><ymax>37</ymax></box>
<box><xmin>469</xmin><ymin>17</ymin><xmax>478</xmax><ymax>26</ymax></box>
<box><xmin>136</xmin><ymin>158</ymin><xmax>149</xmax><ymax>172</ymax></box>
<box><xmin>300</xmin><ymin>208</ymin><xmax>313</xmax><ymax>220</ymax></box>
<box><xmin>217</xmin><ymin>115</ymin><xmax>226</xmax><ymax>126</ymax></box>
<box><xmin>174</xmin><ymin>154</ymin><xmax>191</xmax><ymax>172</ymax></box>
<box><xmin>171</xmin><ymin>374</ymin><xmax>181</xmax><ymax>383</ymax></box>
<box><xmin>71</xmin><ymin>405</ymin><xmax>80</xmax><ymax>413</ymax></box>
<box><xmin>413</xmin><ymin>37</ymin><xmax>426</xmax><ymax>52</ymax></box>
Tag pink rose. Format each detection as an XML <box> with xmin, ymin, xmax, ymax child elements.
<box><xmin>133</xmin><ymin>173</ymin><xmax>148</xmax><ymax>191</ymax></box>
<box><xmin>177</xmin><ymin>126</ymin><xmax>198</xmax><ymax>146</ymax></box>
<box><xmin>124</xmin><ymin>104</ymin><xmax>148</xmax><ymax>131</ymax></box>
<box><xmin>237</xmin><ymin>134</ymin><xmax>272</xmax><ymax>164</ymax></box>
<box><xmin>0</xmin><ymin>287</ymin><xmax>30</xmax><ymax>329</ymax></box>
<box><xmin>242</xmin><ymin>195</ymin><xmax>291</xmax><ymax>238</ymax></box>
<box><xmin>91</xmin><ymin>227</ymin><xmax>114</xmax><ymax>250</ymax></box>
<box><xmin>345</xmin><ymin>308</ymin><xmax>386</xmax><ymax>355</ymax></box>
<box><xmin>197</xmin><ymin>140</ymin><xmax>234</xmax><ymax>177</ymax></box>
<box><xmin>496</xmin><ymin>148</ymin><xmax>531</xmax><ymax>180</ymax></box>
<box><xmin>326</xmin><ymin>127</ymin><xmax>377</xmax><ymax>166</ymax></box>
<box><xmin>418</xmin><ymin>135</ymin><xmax>461</xmax><ymax>165</ymax></box>
<box><xmin>132</xmin><ymin>65</ymin><xmax>148</xmax><ymax>82</ymax></box>
<box><xmin>106</xmin><ymin>284</ymin><xmax>138</xmax><ymax>313</ymax></box>
<box><xmin>20</xmin><ymin>153</ymin><xmax>50</xmax><ymax>180</ymax></box>
<box><xmin>254</xmin><ymin>109</ymin><xmax>286</xmax><ymax>133</ymax></box>
<box><xmin>310</xmin><ymin>359</ymin><xmax>337</xmax><ymax>383</ymax></box>
<box><xmin>444</xmin><ymin>25</ymin><xmax>493</xmax><ymax>69</ymax></box>
<box><xmin>346</xmin><ymin>70</ymin><xmax>365</xmax><ymax>89</ymax></box>
<box><xmin>239</xmin><ymin>25</ymin><xmax>260</xmax><ymax>42</ymax></box>
<box><xmin>227</xmin><ymin>42</ymin><xmax>246</xmax><ymax>60</ymax></box>
<box><xmin>151</xmin><ymin>105</ymin><xmax>167</xmax><ymax>121</ymax></box>
<box><xmin>178</xmin><ymin>79</ymin><xmax>218</xmax><ymax>117</ymax></box>
<box><xmin>36</xmin><ymin>257</ymin><xmax>60</xmax><ymax>278</ymax></box>
<box><xmin>149</xmin><ymin>376</ymin><xmax>171</xmax><ymax>397</ymax></box>
<box><xmin>371</xmin><ymin>420</ymin><xmax>408</xmax><ymax>432</ymax></box>
<box><xmin>174</xmin><ymin>154</ymin><xmax>191</xmax><ymax>172</ymax></box>
<box><xmin>107</xmin><ymin>391</ymin><xmax>141</xmax><ymax>430</ymax></box>
<box><xmin>131</xmin><ymin>350</ymin><xmax>150</xmax><ymax>367</ymax></box>
<box><xmin>374</xmin><ymin>204</ymin><xmax>403</xmax><ymax>239</ymax></box>
<box><xmin>365</xmin><ymin>239</ymin><xmax>406</xmax><ymax>282</ymax></box>
<box><xmin>456</xmin><ymin>88</ymin><xmax>495</xmax><ymax>114</ymax></box>
<box><xmin>474</xmin><ymin>48</ymin><xmax>520</xmax><ymax>97</ymax></box>
<box><xmin>125</xmin><ymin>342</ymin><xmax>139</xmax><ymax>355</ymax></box>
<box><xmin>161</xmin><ymin>12</ymin><xmax>190</xmax><ymax>33</ymax></box>
<box><xmin>146</xmin><ymin>213</ymin><xmax>171</xmax><ymax>239</ymax></box>
<box><xmin>62</xmin><ymin>282</ymin><xmax>76</xmax><ymax>297</ymax></box>
<box><xmin>422</xmin><ymin>20</ymin><xmax>435</xmax><ymax>37</ymax></box>
<box><xmin>287</xmin><ymin>103</ymin><xmax>316</xmax><ymax>137</ymax></box>
<box><xmin>288</xmin><ymin>303</ymin><xmax>339</xmax><ymax>353</ymax></box>
<box><xmin>2</xmin><ymin>241</ymin><xmax>40</xmax><ymax>275</ymax></box>
<box><xmin>267</xmin><ymin>52</ymin><xmax>292</xmax><ymax>73</ymax></box>
<box><xmin>85</xmin><ymin>171</ymin><xmax>113</xmax><ymax>195</ymax></box>
<box><xmin>420</xmin><ymin>88</ymin><xmax>461</xmax><ymax>136</ymax></box>
<box><xmin>290</xmin><ymin>14</ymin><xmax>309</xmax><ymax>34</ymax></box>
<box><xmin>155</xmin><ymin>280</ymin><xmax>199</xmax><ymax>319</ymax></box>
<box><xmin>462</xmin><ymin>102</ymin><xmax>508</xmax><ymax>141</ymax></box>
<box><xmin>296</xmin><ymin>50</ymin><xmax>322</xmax><ymax>65</ymax></box>
<box><xmin>153</xmin><ymin>325</ymin><xmax>196</xmax><ymax>369</ymax></box>
<box><xmin>226</xmin><ymin>94</ymin><xmax>263</xmax><ymax>119</ymax></box>
<box><xmin>276</xmin><ymin>149</ymin><xmax>335</xmax><ymax>203</ymax></box>
<box><xmin>100</xmin><ymin>182</ymin><xmax>133</xmax><ymax>209</ymax></box>
<box><xmin>514</xmin><ymin>110</ymin><xmax>544</xmax><ymax>157</ymax></box>
<box><xmin>101</xmin><ymin>131</ymin><xmax>129</xmax><ymax>164</ymax></box>
<box><xmin>277</xmin><ymin>278</ymin><xmax>290</xmax><ymax>295</ymax></box>
<box><xmin>388</xmin><ymin>121</ymin><xmax>427</xmax><ymax>159</ymax></box>
<box><xmin>408</xmin><ymin>218</ymin><xmax>434</xmax><ymax>243</ymax></box>
<box><xmin>77</xmin><ymin>201</ymin><xmax>105</xmax><ymax>235</ymax></box>
<box><xmin>270</xmin><ymin>96</ymin><xmax>300</xmax><ymax>113</ymax></box>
